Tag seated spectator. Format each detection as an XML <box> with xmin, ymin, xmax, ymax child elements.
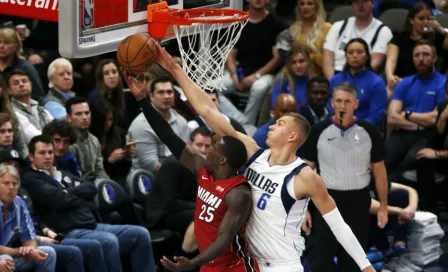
<box><xmin>277</xmin><ymin>0</ymin><xmax>331</xmax><ymax>75</ymax></box>
<box><xmin>322</xmin><ymin>0</ymin><xmax>393</xmax><ymax>79</ymax></box>
<box><xmin>0</xmin><ymin>27</ymin><xmax>45</xmax><ymax>99</ymax></box>
<box><xmin>271</xmin><ymin>47</ymin><xmax>313</xmax><ymax>108</ymax></box>
<box><xmin>22</xmin><ymin>135</ymin><xmax>156</xmax><ymax>272</ymax></box>
<box><xmin>368</xmin><ymin>182</ymin><xmax>418</xmax><ymax>257</ymax></box>
<box><xmin>329</xmin><ymin>38</ymin><xmax>387</xmax><ymax>128</ymax></box>
<box><xmin>0</xmin><ymin>164</ymin><xmax>56</xmax><ymax>272</ymax></box>
<box><xmin>128</xmin><ymin>77</ymin><xmax>189</xmax><ymax>174</ymax></box>
<box><xmin>66</xmin><ymin>97</ymin><xmax>110</xmax><ymax>180</ymax></box>
<box><xmin>42</xmin><ymin>119</ymin><xmax>82</xmax><ymax>178</ymax></box>
<box><xmin>298</xmin><ymin>76</ymin><xmax>333</xmax><ymax>126</ymax></box>
<box><xmin>386</xmin><ymin>41</ymin><xmax>446</xmax><ymax>183</ymax></box>
<box><xmin>253</xmin><ymin>94</ymin><xmax>297</xmax><ymax>149</ymax></box>
<box><xmin>88</xmin><ymin>59</ymin><xmax>138</xmax><ymax>130</ymax></box>
<box><xmin>0</xmin><ymin>148</ymin><xmax>103</xmax><ymax>272</ymax></box>
<box><xmin>42</xmin><ymin>58</ymin><xmax>75</xmax><ymax>119</ymax></box>
<box><xmin>188</xmin><ymin>89</ymin><xmax>249</xmax><ymax>135</ymax></box>
<box><xmin>7</xmin><ymin>69</ymin><xmax>53</xmax><ymax>143</ymax></box>
<box><xmin>386</xmin><ymin>2</ymin><xmax>448</xmax><ymax>93</ymax></box>
<box><xmin>90</xmin><ymin>98</ymin><xmax>133</xmax><ymax>186</ymax></box>
<box><xmin>219</xmin><ymin>0</ymin><xmax>287</xmax><ymax>125</ymax></box>
<box><xmin>146</xmin><ymin>127</ymin><xmax>212</xmax><ymax>252</ymax></box>
<box><xmin>416</xmin><ymin>99</ymin><xmax>448</xmax><ymax>214</ymax></box>
<box><xmin>0</xmin><ymin>113</ymin><xmax>27</xmax><ymax>158</ymax></box>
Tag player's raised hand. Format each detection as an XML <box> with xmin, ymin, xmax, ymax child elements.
<box><xmin>121</xmin><ymin>69</ymin><xmax>147</xmax><ymax>101</ymax></box>
<box><xmin>161</xmin><ymin>256</ymin><xmax>194</xmax><ymax>272</ymax></box>
<box><xmin>152</xmin><ymin>42</ymin><xmax>180</xmax><ymax>73</ymax></box>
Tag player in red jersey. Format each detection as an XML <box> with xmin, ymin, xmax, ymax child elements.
<box><xmin>123</xmin><ymin>73</ymin><xmax>259</xmax><ymax>272</ymax></box>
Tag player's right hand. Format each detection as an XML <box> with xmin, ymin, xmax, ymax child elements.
<box><xmin>153</xmin><ymin>42</ymin><xmax>179</xmax><ymax>73</ymax></box>
<box><xmin>122</xmin><ymin>70</ymin><xmax>147</xmax><ymax>101</ymax></box>
<box><xmin>302</xmin><ymin>210</ymin><xmax>312</xmax><ymax>233</ymax></box>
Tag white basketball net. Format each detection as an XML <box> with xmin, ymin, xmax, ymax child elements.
<box><xmin>173</xmin><ymin>15</ymin><xmax>248</xmax><ymax>91</ymax></box>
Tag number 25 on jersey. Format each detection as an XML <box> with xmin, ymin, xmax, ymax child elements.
<box><xmin>199</xmin><ymin>205</ymin><xmax>215</xmax><ymax>222</ymax></box>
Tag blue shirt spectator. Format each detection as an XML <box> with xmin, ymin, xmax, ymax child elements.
<box><xmin>392</xmin><ymin>72</ymin><xmax>446</xmax><ymax>112</ymax></box>
<box><xmin>271</xmin><ymin>76</ymin><xmax>308</xmax><ymax>108</ymax></box>
<box><xmin>0</xmin><ymin>197</ymin><xmax>36</xmax><ymax>246</ymax></box>
<box><xmin>44</xmin><ymin>89</ymin><xmax>74</xmax><ymax>119</ymax></box>
<box><xmin>330</xmin><ymin>69</ymin><xmax>387</xmax><ymax>128</ymax></box>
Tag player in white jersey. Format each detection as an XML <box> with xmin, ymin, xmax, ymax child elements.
<box><xmin>126</xmin><ymin>41</ymin><xmax>375</xmax><ymax>272</ymax></box>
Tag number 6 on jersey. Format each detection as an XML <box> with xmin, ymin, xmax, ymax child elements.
<box><xmin>256</xmin><ymin>193</ymin><xmax>271</xmax><ymax>210</ymax></box>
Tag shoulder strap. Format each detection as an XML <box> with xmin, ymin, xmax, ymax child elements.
<box><xmin>338</xmin><ymin>19</ymin><xmax>349</xmax><ymax>38</ymax></box>
<box><xmin>370</xmin><ymin>24</ymin><xmax>386</xmax><ymax>48</ymax></box>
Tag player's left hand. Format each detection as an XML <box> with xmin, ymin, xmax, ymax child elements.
<box><xmin>377</xmin><ymin>207</ymin><xmax>388</xmax><ymax>229</ymax></box>
<box><xmin>161</xmin><ymin>256</ymin><xmax>195</xmax><ymax>272</ymax></box>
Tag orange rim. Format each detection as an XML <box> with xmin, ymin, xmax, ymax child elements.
<box><xmin>167</xmin><ymin>8</ymin><xmax>249</xmax><ymax>25</ymax></box>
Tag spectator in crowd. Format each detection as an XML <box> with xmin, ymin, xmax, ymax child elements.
<box><xmin>368</xmin><ymin>182</ymin><xmax>418</xmax><ymax>261</ymax></box>
<box><xmin>253</xmin><ymin>93</ymin><xmax>298</xmax><ymax>149</ymax></box>
<box><xmin>0</xmin><ymin>113</ymin><xmax>27</xmax><ymax>158</ymax></box>
<box><xmin>146</xmin><ymin>127</ymin><xmax>212</xmax><ymax>251</ymax></box>
<box><xmin>90</xmin><ymin>98</ymin><xmax>133</xmax><ymax>186</ymax></box>
<box><xmin>416</xmin><ymin>99</ymin><xmax>448</xmax><ymax>214</ymax></box>
<box><xmin>386</xmin><ymin>41</ymin><xmax>446</xmax><ymax>183</ymax></box>
<box><xmin>187</xmin><ymin>89</ymin><xmax>248</xmax><ymax>135</ymax></box>
<box><xmin>66</xmin><ymin>97</ymin><xmax>110</xmax><ymax>180</ymax></box>
<box><xmin>22</xmin><ymin>135</ymin><xmax>156</xmax><ymax>272</ymax></box>
<box><xmin>0</xmin><ymin>28</ymin><xmax>45</xmax><ymax>99</ymax></box>
<box><xmin>7</xmin><ymin>69</ymin><xmax>53</xmax><ymax>143</ymax></box>
<box><xmin>42</xmin><ymin>119</ymin><xmax>82</xmax><ymax>178</ymax></box>
<box><xmin>386</xmin><ymin>2</ymin><xmax>448</xmax><ymax>93</ymax></box>
<box><xmin>0</xmin><ymin>148</ymin><xmax>105</xmax><ymax>272</ymax></box>
<box><xmin>280</xmin><ymin>0</ymin><xmax>331</xmax><ymax>75</ymax></box>
<box><xmin>329</xmin><ymin>38</ymin><xmax>387</xmax><ymax>128</ymax></box>
<box><xmin>300</xmin><ymin>82</ymin><xmax>388</xmax><ymax>272</ymax></box>
<box><xmin>0</xmin><ymin>164</ymin><xmax>57</xmax><ymax>272</ymax></box>
<box><xmin>88</xmin><ymin>59</ymin><xmax>138</xmax><ymax>130</ymax></box>
<box><xmin>42</xmin><ymin>58</ymin><xmax>75</xmax><ymax>119</ymax></box>
<box><xmin>298</xmin><ymin>76</ymin><xmax>333</xmax><ymax>126</ymax></box>
<box><xmin>271</xmin><ymin>46</ymin><xmax>313</xmax><ymax>108</ymax></box>
<box><xmin>128</xmin><ymin>76</ymin><xmax>189</xmax><ymax>174</ymax></box>
<box><xmin>322</xmin><ymin>0</ymin><xmax>393</xmax><ymax>79</ymax></box>
<box><xmin>219</xmin><ymin>0</ymin><xmax>287</xmax><ymax>125</ymax></box>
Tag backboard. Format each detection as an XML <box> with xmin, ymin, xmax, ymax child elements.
<box><xmin>58</xmin><ymin>0</ymin><xmax>243</xmax><ymax>58</ymax></box>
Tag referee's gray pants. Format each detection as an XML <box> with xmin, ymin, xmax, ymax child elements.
<box><xmin>305</xmin><ymin>187</ymin><xmax>371</xmax><ymax>272</ymax></box>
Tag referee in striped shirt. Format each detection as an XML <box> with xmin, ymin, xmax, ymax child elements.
<box><xmin>300</xmin><ymin>82</ymin><xmax>389</xmax><ymax>272</ymax></box>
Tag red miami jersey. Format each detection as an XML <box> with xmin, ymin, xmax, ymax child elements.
<box><xmin>195</xmin><ymin>167</ymin><xmax>258</xmax><ymax>271</ymax></box>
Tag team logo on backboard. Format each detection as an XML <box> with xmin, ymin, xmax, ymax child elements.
<box><xmin>83</xmin><ymin>0</ymin><xmax>94</xmax><ymax>28</ymax></box>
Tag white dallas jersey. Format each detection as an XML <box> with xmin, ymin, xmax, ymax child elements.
<box><xmin>244</xmin><ymin>149</ymin><xmax>310</xmax><ymax>263</ymax></box>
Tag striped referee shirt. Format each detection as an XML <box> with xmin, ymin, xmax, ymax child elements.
<box><xmin>300</xmin><ymin>118</ymin><xmax>385</xmax><ymax>191</ymax></box>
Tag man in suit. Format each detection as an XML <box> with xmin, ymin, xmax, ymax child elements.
<box><xmin>299</xmin><ymin>76</ymin><xmax>333</xmax><ymax>126</ymax></box>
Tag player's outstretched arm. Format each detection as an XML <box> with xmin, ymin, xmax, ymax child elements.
<box><xmin>295</xmin><ymin>168</ymin><xmax>375</xmax><ymax>272</ymax></box>
<box><xmin>152</xmin><ymin>41</ymin><xmax>260</xmax><ymax>158</ymax></box>
<box><xmin>123</xmin><ymin>73</ymin><xmax>205</xmax><ymax>174</ymax></box>
<box><xmin>161</xmin><ymin>184</ymin><xmax>253</xmax><ymax>271</ymax></box>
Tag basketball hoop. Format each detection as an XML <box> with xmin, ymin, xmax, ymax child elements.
<box><xmin>147</xmin><ymin>2</ymin><xmax>249</xmax><ymax>91</ymax></box>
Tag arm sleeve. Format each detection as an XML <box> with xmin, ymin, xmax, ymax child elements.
<box><xmin>391</xmin><ymin>79</ymin><xmax>406</xmax><ymax>101</ymax></box>
<box><xmin>323</xmin><ymin>208</ymin><xmax>371</xmax><ymax>270</ymax></box>
<box><xmin>14</xmin><ymin>111</ymin><xmax>41</xmax><ymax>144</ymax></box>
<box><xmin>323</xmin><ymin>21</ymin><xmax>342</xmax><ymax>52</ymax></box>
<box><xmin>359</xmin><ymin>120</ymin><xmax>385</xmax><ymax>163</ymax></box>
<box><xmin>19</xmin><ymin>201</ymin><xmax>37</xmax><ymax>242</ymax></box>
<box><xmin>365</xmin><ymin>77</ymin><xmax>387</xmax><ymax>126</ymax></box>
<box><xmin>371</xmin><ymin>27</ymin><xmax>393</xmax><ymax>54</ymax></box>
<box><xmin>94</xmin><ymin>140</ymin><xmax>110</xmax><ymax>179</ymax></box>
<box><xmin>138</xmin><ymin>97</ymin><xmax>187</xmax><ymax>160</ymax></box>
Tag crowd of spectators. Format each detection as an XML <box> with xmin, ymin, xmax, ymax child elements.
<box><xmin>1</xmin><ymin>0</ymin><xmax>448</xmax><ymax>271</ymax></box>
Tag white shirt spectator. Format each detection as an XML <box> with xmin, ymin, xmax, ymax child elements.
<box><xmin>324</xmin><ymin>17</ymin><xmax>393</xmax><ymax>72</ymax></box>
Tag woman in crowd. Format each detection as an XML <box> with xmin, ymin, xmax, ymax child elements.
<box><xmin>271</xmin><ymin>46</ymin><xmax>313</xmax><ymax>109</ymax></box>
<box><xmin>329</xmin><ymin>38</ymin><xmax>387</xmax><ymax>129</ymax></box>
<box><xmin>386</xmin><ymin>2</ymin><xmax>448</xmax><ymax>93</ymax></box>
<box><xmin>88</xmin><ymin>59</ymin><xmax>138</xmax><ymax>130</ymax></box>
<box><xmin>289</xmin><ymin>0</ymin><xmax>331</xmax><ymax>76</ymax></box>
<box><xmin>89</xmin><ymin>97</ymin><xmax>133</xmax><ymax>187</ymax></box>
<box><xmin>0</xmin><ymin>27</ymin><xmax>45</xmax><ymax>98</ymax></box>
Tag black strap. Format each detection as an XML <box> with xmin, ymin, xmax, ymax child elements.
<box><xmin>338</xmin><ymin>19</ymin><xmax>349</xmax><ymax>38</ymax></box>
<box><xmin>370</xmin><ymin>24</ymin><xmax>386</xmax><ymax>48</ymax></box>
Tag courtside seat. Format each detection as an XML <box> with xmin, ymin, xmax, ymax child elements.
<box><xmin>328</xmin><ymin>6</ymin><xmax>354</xmax><ymax>24</ymax></box>
<box><xmin>379</xmin><ymin>8</ymin><xmax>408</xmax><ymax>34</ymax></box>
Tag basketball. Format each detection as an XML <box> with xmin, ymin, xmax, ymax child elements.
<box><xmin>117</xmin><ymin>34</ymin><xmax>158</xmax><ymax>75</ymax></box>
